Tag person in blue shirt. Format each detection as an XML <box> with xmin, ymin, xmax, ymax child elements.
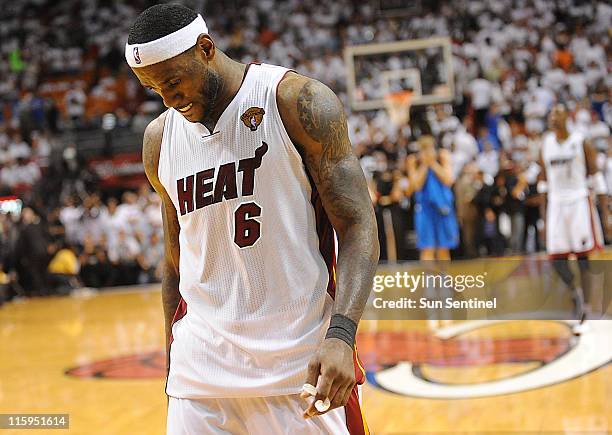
<box><xmin>406</xmin><ymin>135</ymin><xmax>460</xmax><ymax>260</ymax></box>
<box><xmin>476</xmin><ymin>126</ymin><xmax>501</xmax><ymax>152</ymax></box>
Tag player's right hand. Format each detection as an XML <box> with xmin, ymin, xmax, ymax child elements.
<box><xmin>301</xmin><ymin>338</ymin><xmax>356</xmax><ymax>419</ymax></box>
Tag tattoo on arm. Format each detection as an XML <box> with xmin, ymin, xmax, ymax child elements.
<box><xmin>295</xmin><ymin>80</ymin><xmax>379</xmax><ymax>323</ymax></box>
<box><xmin>296</xmin><ymin>81</ymin><xmax>370</xmax><ymax>228</ymax></box>
<box><xmin>297</xmin><ymin>81</ymin><xmax>352</xmax><ymax>183</ymax></box>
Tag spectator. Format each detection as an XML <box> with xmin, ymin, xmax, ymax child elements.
<box><xmin>469</xmin><ymin>71</ymin><xmax>493</xmax><ymax>131</ymax></box>
<box><xmin>407</xmin><ymin>135</ymin><xmax>459</xmax><ymax>260</ymax></box>
<box><xmin>473</xmin><ymin>179</ymin><xmax>506</xmax><ymax>256</ymax></box>
<box><xmin>476</xmin><ymin>126</ymin><xmax>501</xmax><ymax>153</ymax></box>
<box><xmin>14</xmin><ymin>208</ymin><xmax>49</xmax><ymax>296</ymax></box>
<box><xmin>505</xmin><ymin>170</ymin><xmax>529</xmax><ymax>254</ymax></box>
<box><xmin>476</xmin><ymin>139</ymin><xmax>500</xmax><ymax>178</ymax></box>
<box><xmin>108</xmin><ymin>228</ymin><xmax>141</xmax><ymax>286</ymax></box>
<box><xmin>554</xmin><ymin>42</ymin><xmax>573</xmax><ymax>72</ymax></box>
<box><xmin>372</xmin><ymin>168</ymin><xmax>410</xmax><ymax>262</ymax></box>
<box><xmin>64</xmin><ymin>83</ymin><xmax>87</xmax><ymax>129</ymax></box>
<box><xmin>522</xmin><ymin>181</ymin><xmax>543</xmax><ymax>253</ymax></box>
<box><xmin>8</xmin><ymin>133</ymin><xmax>30</xmax><ymax>159</ymax></box>
<box><xmin>454</xmin><ymin>162</ymin><xmax>481</xmax><ymax>258</ymax></box>
<box><xmin>79</xmin><ymin>235</ymin><xmax>103</xmax><ymax>288</ymax></box>
<box><xmin>480</xmin><ymin>208</ymin><xmax>506</xmax><ymax>256</ymax></box>
<box><xmin>47</xmin><ymin>241</ymin><xmax>81</xmax><ymax>294</ymax></box>
<box><xmin>524</xmin><ymin>94</ymin><xmax>548</xmax><ymax>134</ymax></box>
<box><xmin>78</xmin><ymin>234</ymin><xmax>114</xmax><ymax>288</ymax></box>
<box><xmin>138</xmin><ymin>232</ymin><xmax>164</xmax><ymax>284</ymax></box>
<box><xmin>449</xmin><ymin>124</ymin><xmax>479</xmax><ymax>179</ymax></box>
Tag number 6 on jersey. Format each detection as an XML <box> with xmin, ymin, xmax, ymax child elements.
<box><xmin>234</xmin><ymin>202</ymin><xmax>262</xmax><ymax>248</ymax></box>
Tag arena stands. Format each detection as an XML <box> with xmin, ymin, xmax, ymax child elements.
<box><xmin>0</xmin><ymin>0</ymin><xmax>610</xmax><ymax>299</ymax></box>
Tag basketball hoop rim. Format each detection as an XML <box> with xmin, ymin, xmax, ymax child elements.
<box><xmin>384</xmin><ymin>90</ymin><xmax>413</xmax><ymax>105</ymax></box>
<box><xmin>384</xmin><ymin>90</ymin><xmax>413</xmax><ymax>127</ymax></box>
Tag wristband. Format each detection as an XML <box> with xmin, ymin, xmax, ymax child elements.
<box><xmin>325</xmin><ymin>314</ymin><xmax>357</xmax><ymax>348</ymax></box>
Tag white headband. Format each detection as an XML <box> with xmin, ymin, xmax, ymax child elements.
<box><xmin>125</xmin><ymin>14</ymin><xmax>208</xmax><ymax>68</ymax></box>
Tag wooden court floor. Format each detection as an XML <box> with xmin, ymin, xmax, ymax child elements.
<box><xmin>1</xmin><ymin>258</ymin><xmax>611</xmax><ymax>434</ymax></box>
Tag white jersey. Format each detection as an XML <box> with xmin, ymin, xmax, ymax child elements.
<box><xmin>542</xmin><ymin>130</ymin><xmax>588</xmax><ymax>202</ymax></box>
<box><xmin>158</xmin><ymin>64</ymin><xmax>336</xmax><ymax>398</ymax></box>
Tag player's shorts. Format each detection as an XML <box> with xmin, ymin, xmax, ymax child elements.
<box><xmin>414</xmin><ymin>201</ymin><xmax>460</xmax><ymax>250</ymax></box>
<box><xmin>166</xmin><ymin>386</ymin><xmax>368</xmax><ymax>434</ymax></box>
<box><xmin>546</xmin><ymin>195</ymin><xmax>604</xmax><ymax>256</ymax></box>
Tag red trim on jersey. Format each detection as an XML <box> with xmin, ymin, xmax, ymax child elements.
<box><xmin>586</xmin><ymin>195</ymin><xmax>603</xmax><ymax>251</ymax></box>
<box><xmin>353</xmin><ymin>346</ymin><xmax>366</xmax><ymax>385</ymax></box>
<box><xmin>548</xmin><ymin>196</ymin><xmax>603</xmax><ymax>259</ymax></box>
<box><xmin>165</xmin><ymin>297</ymin><xmax>187</xmax><ymax>397</ymax></box>
<box><xmin>310</xmin><ymin>185</ymin><xmax>337</xmax><ymax>299</ymax></box>
<box><xmin>241</xmin><ymin>62</ymin><xmax>258</xmax><ymax>86</ymax></box>
<box><xmin>548</xmin><ymin>252</ymin><xmax>572</xmax><ymax>259</ymax></box>
<box><xmin>169</xmin><ymin>297</ymin><xmax>187</xmax><ymax>344</ymax></box>
<box><xmin>345</xmin><ymin>385</ymin><xmax>369</xmax><ymax>435</ymax></box>
<box><xmin>549</xmin><ymin>248</ymin><xmax>599</xmax><ymax>260</ymax></box>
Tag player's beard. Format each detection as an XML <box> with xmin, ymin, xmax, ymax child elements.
<box><xmin>199</xmin><ymin>67</ymin><xmax>221</xmax><ymax>126</ymax></box>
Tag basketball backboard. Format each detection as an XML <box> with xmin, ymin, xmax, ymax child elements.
<box><xmin>344</xmin><ymin>37</ymin><xmax>454</xmax><ymax>111</ymax></box>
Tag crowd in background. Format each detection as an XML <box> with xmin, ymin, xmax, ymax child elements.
<box><xmin>0</xmin><ymin>185</ymin><xmax>163</xmax><ymax>300</ymax></box>
<box><xmin>0</xmin><ymin>0</ymin><xmax>611</xmax><ymax>299</ymax></box>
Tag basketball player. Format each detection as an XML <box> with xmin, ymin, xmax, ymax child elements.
<box><xmin>125</xmin><ymin>5</ymin><xmax>378</xmax><ymax>434</ymax></box>
<box><xmin>539</xmin><ymin>104</ymin><xmax>609</xmax><ymax>329</ymax></box>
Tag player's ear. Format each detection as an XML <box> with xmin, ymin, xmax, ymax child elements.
<box><xmin>195</xmin><ymin>34</ymin><xmax>215</xmax><ymax>61</ymax></box>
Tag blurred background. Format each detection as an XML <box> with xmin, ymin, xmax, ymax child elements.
<box><xmin>0</xmin><ymin>0</ymin><xmax>610</xmax><ymax>300</ymax></box>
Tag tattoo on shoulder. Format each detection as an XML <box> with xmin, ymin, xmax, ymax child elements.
<box><xmin>296</xmin><ymin>80</ymin><xmax>352</xmax><ymax>183</ymax></box>
<box><xmin>295</xmin><ymin>80</ymin><xmax>374</xmax><ymax>228</ymax></box>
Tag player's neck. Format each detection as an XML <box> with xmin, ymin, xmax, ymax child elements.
<box><xmin>202</xmin><ymin>55</ymin><xmax>246</xmax><ymax>132</ymax></box>
<box><xmin>554</xmin><ymin>128</ymin><xmax>569</xmax><ymax>141</ymax></box>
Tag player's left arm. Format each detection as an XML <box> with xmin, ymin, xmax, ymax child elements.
<box><xmin>584</xmin><ymin>139</ymin><xmax>610</xmax><ymax>239</ymax></box>
<box><xmin>278</xmin><ymin>73</ymin><xmax>380</xmax><ymax>418</ymax></box>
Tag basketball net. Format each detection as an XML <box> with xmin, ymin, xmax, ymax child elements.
<box><xmin>384</xmin><ymin>90</ymin><xmax>413</xmax><ymax>128</ymax></box>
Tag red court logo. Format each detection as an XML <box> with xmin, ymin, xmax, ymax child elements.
<box><xmin>65</xmin><ymin>351</ymin><xmax>164</xmax><ymax>379</ymax></box>
<box><xmin>363</xmin><ymin>320</ymin><xmax>612</xmax><ymax>398</ymax></box>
